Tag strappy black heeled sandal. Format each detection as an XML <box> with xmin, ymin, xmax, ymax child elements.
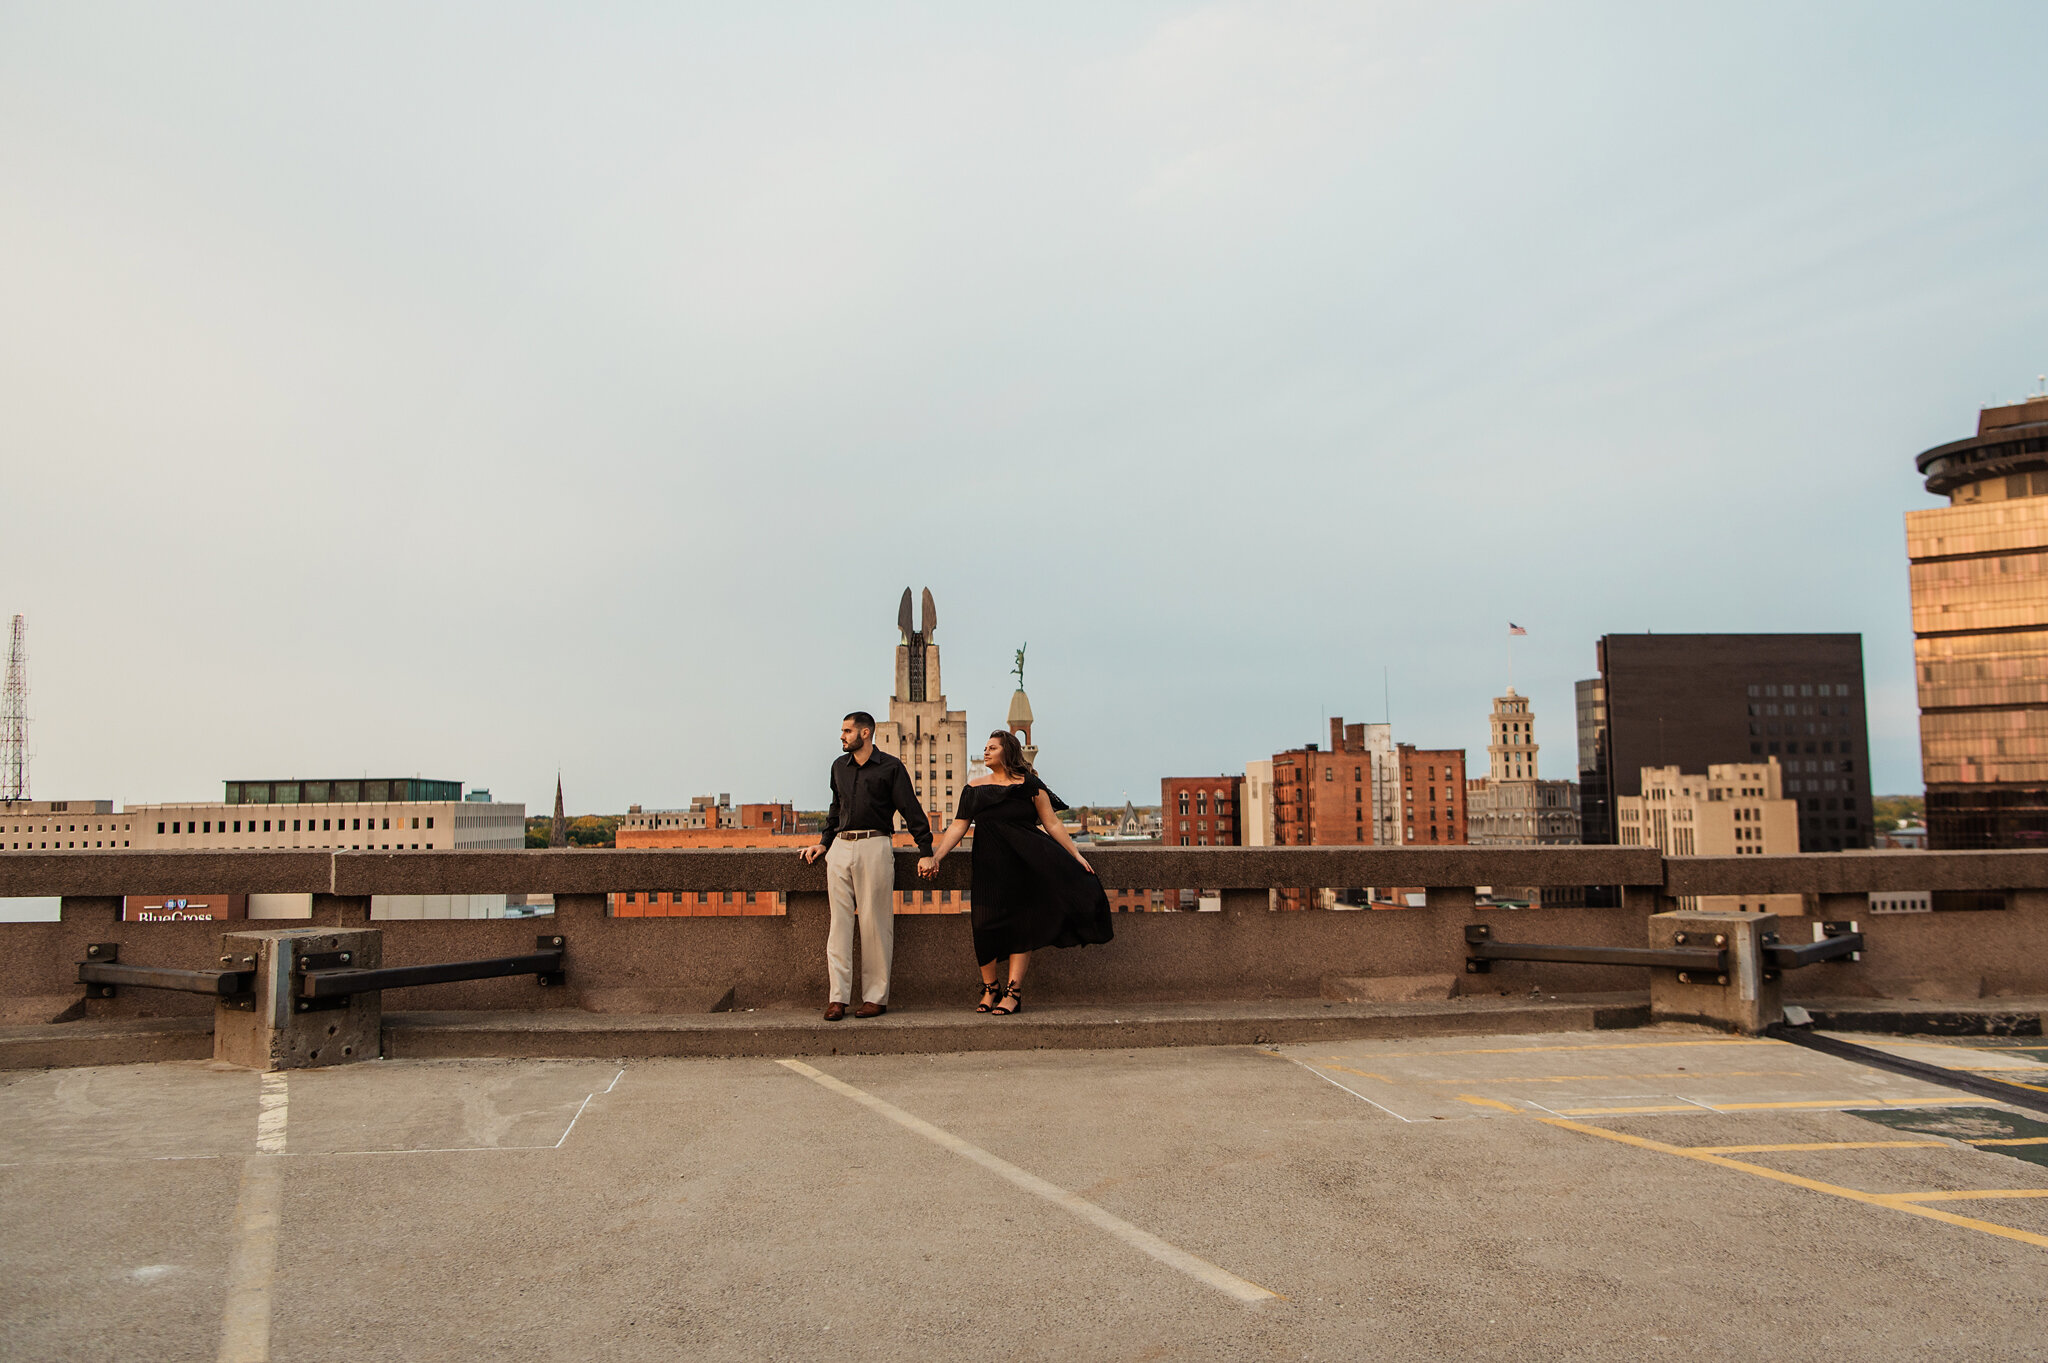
<box><xmin>975</xmin><ymin>979</ymin><xmax>1004</xmax><ymax>1013</ymax></box>
<box><xmin>991</xmin><ymin>982</ymin><xmax>1023</xmax><ymax>1016</ymax></box>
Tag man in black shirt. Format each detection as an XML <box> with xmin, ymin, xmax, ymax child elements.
<box><xmin>799</xmin><ymin>710</ymin><xmax>932</xmax><ymax>1020</ymax></box>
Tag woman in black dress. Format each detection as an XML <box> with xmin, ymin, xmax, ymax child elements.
<box><xmin>917</xmin><ymin>730</ymin><xmax>1113</xmax><ymax>1014</ymax></box>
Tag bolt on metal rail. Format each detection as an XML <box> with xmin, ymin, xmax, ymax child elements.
<box><xmin>1465</xmin><ymin>920</ymin><xmax>1864</xmax><ymax>986</ymax></box>
<box><xmin>77</xmin><ymin>937</ymin><xmax>567</xmax><ymax>1008</ymax></box>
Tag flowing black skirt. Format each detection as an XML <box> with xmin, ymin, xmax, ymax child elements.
<box><xmin>968</xmin><ymin>823</ymin><xmax>1114</xmax><ymax>966</ymax></box>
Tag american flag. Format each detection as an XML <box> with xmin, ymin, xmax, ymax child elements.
<box><xmin>1508</xmin><ymin>623</ymin><xmax>1527</xmax><ymax>635</ymax></box>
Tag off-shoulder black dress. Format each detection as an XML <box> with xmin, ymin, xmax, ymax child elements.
<box><xmin>956</xmin><ymin>774</ymin><xmax>1114</xmax><ymax>966</ymax></box>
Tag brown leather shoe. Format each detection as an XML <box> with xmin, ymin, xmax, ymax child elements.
<box><xmin>854</xmin><ymin>1002</ymin><xmax>887</xmax><ymax>1018</ymax></box>
<box><xmin>823</xmin><ymin>1001</ymin><xmax>847</xmax><ymax>1021</ymax></box>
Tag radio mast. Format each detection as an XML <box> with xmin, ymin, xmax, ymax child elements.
<box><xmin>2</xmin><ymin>615</ymin><xmax>27</xmax><ymax>801</ymax></box>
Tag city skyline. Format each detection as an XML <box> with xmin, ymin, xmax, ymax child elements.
<box><xmin>6</xmin><ymin>6</ymin><xmax>2045</xmax><ymax>811</ymax></box>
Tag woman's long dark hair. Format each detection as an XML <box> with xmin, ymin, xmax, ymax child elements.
<box><xmin>987</xmin><ymin>729</ymin><xmax>1036</xmax><ymax>780</ymax></box>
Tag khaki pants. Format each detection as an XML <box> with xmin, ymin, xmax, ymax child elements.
<box><xmin>825</xmin><ymin>836</ymin><xmax>894</xmax><ymax>1005</ymax></box>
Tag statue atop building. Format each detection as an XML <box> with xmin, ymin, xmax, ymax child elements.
<box><xmin>1006</xmin><ymin>641</ymin><xmax>1038</xmax><ymax>767</ymax></box>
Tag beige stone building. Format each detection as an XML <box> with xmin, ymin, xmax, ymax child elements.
<box><xmin>1465</xmin><ymin>690</ymin><xmax>1582</xmax><ymax>905</ymax></box>
<box><xmin>870</xmin><ymin>588</ymin><xmax>969</xmax><ymax>824</ymax></box>
<box><xmin>1616</xmin><ymin>760</ymin><xmax>1801</xmax><ymax>914</ymax></box>
<box><xmin>123</xmin><ymin>777</ymin><xmax>524</xmax><ymax>919</ymax></box>
<box><xmin>1242</xmin><ymin>759</ymin><xmax>1275</xmax><ymax>846</ymax></box>
<box><xmin>2</xmin><ymin>798</ymin><xmax>123</xmax><ymax>849</ymax></box>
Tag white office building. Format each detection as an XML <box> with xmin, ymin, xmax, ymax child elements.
<box><xmin>126</xmin><ymin>777</ymin><xmax>525</xmax><ymax>919</ymax></box>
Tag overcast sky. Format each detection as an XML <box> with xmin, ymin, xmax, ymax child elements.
<box><xmin>3</xmin><ymin>2</ymin><xmax>2044</xmax><ymax>814</ymax></box>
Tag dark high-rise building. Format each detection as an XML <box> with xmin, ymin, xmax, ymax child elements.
<box><xmin>1908</xmin><ymin>395</ymin><xmax>2048</xmax><ymax>849</ymax></box>
<box><xmin>1576</xmin><ymin>634</ymin><xmax>1873</xmax><ymax>855</ymax></box>
<box><xmin>1574</xmin><ymin>677</ymin><xmax>1611</xmax><ymax>847</ymax></box>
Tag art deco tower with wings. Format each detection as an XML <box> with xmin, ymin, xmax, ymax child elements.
<box><xmin>873</xmin><ymin>588</ymin><xmax>969</xmax><ymax>822</ymax></box>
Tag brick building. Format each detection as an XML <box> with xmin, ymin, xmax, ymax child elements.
<box><xmin>1273</xmin><ymin>720</ymin><xmax>1391</xmax><ymax>849</ymax></box>
<box><xmin>1396</xmin><ymin>744</ymin><xmax>1467</xmax><ymax>844</ymax></box>
<box><xmin>620</xmin><ymin>798</ymin><xmax>798</xmax><ymax>834</ymax></box>
<box><xmin>1268</xmin><ymin>718</ymin><xmax>1406</xmax><ymax>908</ymax></box>
<box><xmin>612</xmin><ymin>823</ymin><xmax>964</xmax><ymax>916</ymax></box>
<box><xmin>1161</xmin><ymin>775</ymin><xmax>1242</xmax><ymax>846</ymax></box>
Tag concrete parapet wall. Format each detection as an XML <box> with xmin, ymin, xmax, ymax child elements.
<box><xmin>2</xmin><ymin>848</ymin><xmax>2045</xmax><ymax>1017</ymax></box>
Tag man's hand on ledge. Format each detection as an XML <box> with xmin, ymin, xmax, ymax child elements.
<box><xmin>798</xmin><ymin>844</ymin><xmax>825</xmax><ymax>864</ymax></box>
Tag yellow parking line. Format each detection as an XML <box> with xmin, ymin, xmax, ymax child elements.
<box><xmin>1554</xmin><ymin>1104</ymin><xmax>1701</xmax><ymax>1115</ymax></box>
<box><xmin>1336</xmin><ymin>1040</ymin><xmax>1779</xmax><ymax>1060</ymax></box>
<box><xmin>1687</xmin><ymin>1141</ymin><xmax>1951</xmax><ymax>1154</ymax></box>
<box><xmin>1556</xmin><ymin>1097</ymin><xmax>1966</xmax><ymax>1117</ymax></box>
<box><xmin>1711</xmin><ymin>1098</ymin><xmax>1963</xmax><ymax>1112</ymax></box>
<box><xmin>1426</xmin><ymin>1071</ymin><xmax>1808</xmax><ymax>1085</ymax></box>
<box><xmin>1886</xmin><ymin>1189</ymin><xmax>2048</xmax><ymax>1203</ymax></box>
<box><xmin>1455</xmin><ymin>1095</ymin><xmax>1521</xmax><ymax>1112</ymax></box>
<box><xmin>1973</xmin><ymin>1136</ymin><xmax>2048</xmax><ymax>1147</ymax></box>
<box><xmin>1315</xmin><ymin>1065</ymin><xmax>1394</xmax><ymax>1083</ymax></box>
<box><xmin>1542</xmin><ymin>1118</ymin><xmax>2048</xmax><ymax>1250</ymax></box>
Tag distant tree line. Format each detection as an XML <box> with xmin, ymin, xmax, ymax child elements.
<box><xmin>1871</xmin><ymin>793</ymin><xmax>1924</xmax><ymax>836</ymax></box>
<box><xmin>524</xmin><ymin>815</ymin><xmax>619</xmax><ymax>849</ymax></box>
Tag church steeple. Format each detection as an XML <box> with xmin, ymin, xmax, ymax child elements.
<box><xmin>550</xmin><ymin>774</ymin><xmax>567</xmax><ymax>848</ymax></box>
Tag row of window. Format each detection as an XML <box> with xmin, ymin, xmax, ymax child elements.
<box><xmin>7</xmin><ymin>840</ymin><xmax>131</xmax><ymax>849</ymax></box>
<box><xmin>1748</xmin><ymin>683</ymin><xmax>1854</xmax><ymax>699</ymax></box>
<box><xmin>1750</xmin><ymin>741</ymin><xmax>1850</xmax><ymax>758</ymax></box>
<box><xmin>1786</xmin><ymin>780</ymin><xmax>1853</xmax><ymax>796</ymax></box>
<box><xmin>1751</xmin><ymin>722</ymin><xmax>1854</xmax><ymax>738</ymax></box>
<box><xmin>161</xmin><ymin>816</ymin><xmax>433</xmax><ymax>834</ymax></box>
<box><xmin>1749</xmin><ymin>702</ymin><xmax>1857</xmax><ymax>719</ymax></box>
<box><xmin>3</xmin><ymin>822</ymin><xmax>131</xmax><ymax>834</ymax></box>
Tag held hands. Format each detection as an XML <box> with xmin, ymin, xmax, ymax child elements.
<box><xmin>916</xmin><ymin>854</ymin><xmax>941</xmax><ymax>879</ymax></box>
<box><xmin>799</xmin><ymin>844</ymin><xmax>825</xmax><ymax>864</ymax></box>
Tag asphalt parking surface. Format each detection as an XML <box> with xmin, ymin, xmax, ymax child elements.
<box><xmin>4</xmin><ymin>1026</ymin><xmax>2046</xmax><ymax>1362</ymax></box>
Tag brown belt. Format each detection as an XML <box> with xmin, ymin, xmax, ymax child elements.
<box><xmin>837</xmin><ymin>830</ymin><xmax>889</xmax><ymax>841</ymax></box>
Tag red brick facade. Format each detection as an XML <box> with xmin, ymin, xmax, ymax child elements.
<box><xmin>1272</xmin><ymin>724</ymin><xmax>1378</xmax><ymax>848</ymax></box>
<box><xmin>1161</xmin><ymin>775</ymin><xmax>1243</xmax><ymax>847</ymax></box>
<box><xmin>1397</xmin><ymin>744</ymin><xmax>1467</xmax><ymax>844</ymax></box>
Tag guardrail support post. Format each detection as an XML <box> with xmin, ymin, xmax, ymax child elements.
<box><xmin>1649</xmin><ymin>910</ymin><xmax>1778</xmax><ymax>1034</ymax></box>
<box><xmin>214</xmin><ymin>926</ymin><xmax>382</xmax><ymax>1071</ymax></box>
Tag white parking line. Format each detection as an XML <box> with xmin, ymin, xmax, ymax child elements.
<box><xmin>1272</xmin><ymin>1053</ymin><xmax>1420</xmax><ymax>1123</ymax></box>
<box><xmin>219</xmin><ymin>1073</ymin><xmax>288</xmax><ymax>1363</ymax></box>
<box><xmin>255</xmin><ymin>1073</ymin><xmax>288</xmax><ymax>1155</ymax></box>
<box><xmin>778</xmin><ymin>1059</ymin><xmax>1279</xmax><ymax>1307</ymax></box>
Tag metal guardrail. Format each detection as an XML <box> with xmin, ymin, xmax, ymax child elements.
<box><xmin>1464</xmin><ymin>922</ymin><xmax>1728</xmax><ymax>977</ymax></box>
<box><xmin>1465</xmin><ymin>920</ymin><xmax>1866</xmax><ymax>983</ymax></box>
<box><xmin>290</xmin><ymin>935</ymin><xmax>566</xmax><ymax>1013</ymax></box>
<box><xmin>77</xmin><ymin>937</ymin><xmax>567</xmax><ymax>1007</ymax></box>
<box><xmin>1762</xmin><ymin>921</ymin><xmax>1865</xmax><ymax>970</ymax></box>
<box><xmin>76</xmin><ymin>943</ymin><xmax>255</xmax><ymax>999</ymax></box>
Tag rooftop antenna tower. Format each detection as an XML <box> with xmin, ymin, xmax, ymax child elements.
<box><xmin>2</xmin><ymin>615</ymin><xmax>27</xmax><ymax>801</ymax></box>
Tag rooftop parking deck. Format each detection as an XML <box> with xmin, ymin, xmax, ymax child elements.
<box><xmin>8</xmin><ymin>1027</ymin><xmax>2048</xmax><ymax>1362</ymax></box>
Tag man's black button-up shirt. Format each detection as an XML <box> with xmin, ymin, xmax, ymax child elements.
<box><xmin>819</xmin><ymin>748</ymin><xmax>933</xmax><ymax>856</ymax></box>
